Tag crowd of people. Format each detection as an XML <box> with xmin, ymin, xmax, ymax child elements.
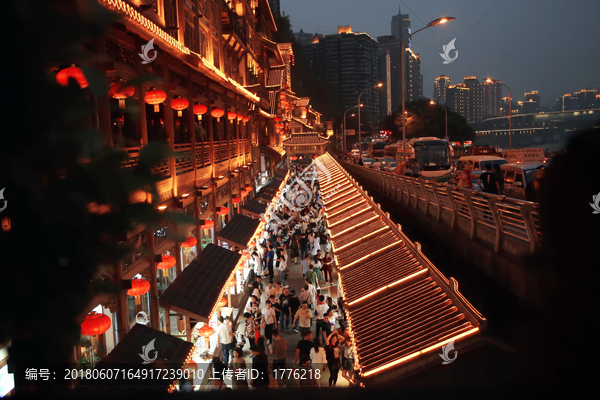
<box><xmin>210</xmin><ymin>161</ymin><xmax>359</xmax><ymax>390</ymax></box>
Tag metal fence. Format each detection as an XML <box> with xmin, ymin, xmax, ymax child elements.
<box><xmin>341</xmin><ymin>161</ymin><xmax>542</xmax><ymax>255</ymax></box>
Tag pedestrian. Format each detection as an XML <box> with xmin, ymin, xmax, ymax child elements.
<box><xmin>313</xmin><ymin>250</ymin><xmax>323</xmax><ymax>283</ymax></box>
<box><xmin>217</xmin><ymin>316</ymin><xmax>234</xmax><ymax>367</ymax></box>
<box><xmin>269</xmin><ymin>329</ymin><xmax>287</xmax><ymax>386</ymax></box>
<box><xmin>311</xmin><ymin>234</ymin><xmax>321</xmax><ymax>257</ymax></box>
<box><xmin>526</xmin><ymin>165</ymin><xmax>545</xmax><ymax>202</ymax></box>
<box><xmin>279</xmin><ymin>288</ymin><xmax>291</xmax><ymax>331</ymax></box>
<box><xmin>322</xmin><ymin>252</ymin><xmax>333</xmax><ymax>285</ymax></box>
<box><xmin>247</xmin><ymin>276</ymin><xmax>263</xmax><ymax>299</ymax></box>
<box><xmin>251</xmin><ymin>251</ymin><xmax>261</xmax><ymax>276</ymax></box>
<box><xmin>210</xmin><ymin>356</ymin><xmax>226</xmax><ymax>391</ymax></box>
<box><xmin>266</xmin><ymin>245</ymin><xmax>275</xmax><ymax>279</ymax></box>
<box><xmin>261</xmin><ymin>300</ymin><xmax>276</xmax><ymax>344</ymax></box>
<box><xmin>294</xmin><ymin>330</ymin><xmax>313</xmax><ymax>364</ymax></box>
<box><xmin>493</xmin><ymin>164</ymin><xmax>505</xmax><ymax>195</ymax></box>
<box><xmin>290</xmin><ymin>235</ymin><xmax>300</xmax><ymax>263</ymax></box>
<box><xmin>305</xmin><ymin>264</ymin><xmax>318</xmax><ymax>288</ymax></box>
<box><xmin>457</xmin><ymin>162</ymin><xmax>474</xmax><ymax>189</ymax></box>
<box><xmin>340</xmin><ymin>334</ymin><xmax>356</xmax><ymax>385</ymax></box>
<box><xmin>250</xmin><ymin>344</ymin><xmax>269</xmax><ymax>389</ymax></box>
<box><xmin>372</xmin><ymin>158</ymin><xmax>381</xmax><ymax>170</ymax></box>
<box><xmin>264</xmin><ymin>281</ymin><xmax>275</xmax><ymax>301</ymax></box>
<box><xmin>293</xmin><ymin>301</ymin><xmax>312</xmax><ymax>338</ymax></box>
<box><xmin>297</xmin><ymin>355</ymin><xmax>318</xmax><ymax>387</ymax></box>
<box><xmin>324</xmin><ymin>331</ymin><xmax>342</xmax><ymax>387</ymax></box>
<box><xmin>289</xmin><ymin>290</ymin><xmax>301</xmax><ymax>332</ymax></box>
<box><xmin>276</xmin><ymin>255</ymin><xmax>288</xmax><ymax>287</ymax></box>
<box><xmin>231</xmin><ymin>347</ymin><xmax>249</xmax><ymax>390</ymax></box>
<box><xmin>315</xmin><ymin>295</ymin><xmax>328</xmax><ymax>340</ymax></box>
<box><xmin>273</xmin><ymin>281</ymin><xmax>283</xmax><ymax>301</ymax></box>
<box><xmin>411</xmin><ymin>160</ymin><xmax>421</xmax><ymax>178</ymax></box>
<box><xmin>478</xmin><ymin>163</ymin><xmax>501</xmax><ymax>195</ymax></box>
<box><xmin>299</xmin><ymin>234</ymin><xmax>309</xmax><ymax>261</ymax></box>
<box><xmin>404</xmin><ymin>159</ymin><xmax>412</xmax><ymax>176</ymax></box>
<box><xmin>300</xmin><ymin>253</ymin><xmax>310</xmax><ymax>278</ymax></box>
<box><xmin>305</xmin><ymin>279</ymin><xmax>317</xmax><ymax>308</ymax></box>
<box><xmin>310</xmin><ymin>337</ymin><xmax>327</xmax><ymax>378</ymax></box>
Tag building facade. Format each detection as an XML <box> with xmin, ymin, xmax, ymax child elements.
<box><xmin>556</xmin><ymin>88</ymin><xmax>598</xmax><ymax>111</ymax></box>
<box><xmin>482</xmin><ymin>79</ymin><xmax>503</xmax><ymax>118</ymax></box>
<box><xmin>433</xmin><ymin>75</ymin><xmax>451</xmax><ymax>104</ymax></box>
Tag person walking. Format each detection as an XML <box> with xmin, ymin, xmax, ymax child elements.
<box><xmin>411</xmin><ymin>160</ymin><xmax>421</xmax><ymax>178</ymax></box>
<box><xmin>279</xmin><ymin>288</ymin><xmax>291</xmax><ymax>331</ymax></box>
<box><xmin>340</xmin><ymin>334</ymin><xmax>356</xmax><ymax>385</ymax></box>
<box><xmin>404</xmin><ymin>159</ymin><xmax>412</xmax><ymax>176</ymax></box>
<box><xmin>250</xmin><ymin>344</ymin><xmax>269</xmax><ymax>389</ymax></box>
<box><xmin>261</xmin><ymin>300</ymin><xmax>276</xmax><ymax>344</ymax></box>
<box><xmin>289</xmin><ymin>290</ymin><xmax>301</xmax><ymax>332</ymax></box>
<box><xmin>266</xmin><ymin>246</ymin><xmax>275</xmax><ymax>279</ymax></box>
<box><xmin>231</xmin><ymin>347</ymin><xmax>249</xmax><ymax>390</ymax></box>
<box><xmin>310</xmin><ymin>337</ymin><xmax>327</xmax><ymax>380</ymax></box>
<box><xmin>269</xmin><ymin>329</ymin><xmax>287</xmax><ymax>387</ymax></box>
<box><xmin>314</xmin><ymin>295</ymin><xmax>328</xmax><ymax>340</ymax></box>
<box><xmin>276</xmin><ymin>255</ymin><xmax>288</xmax><ymax>287</ymax></box>
<box><xmin>324</xmin><ymin>331</ymin><xmax>342</xmax><ymax>387</ymax></box>
<box><xmin>526</xmin><ymin>165</ymin><xmax>545</xmax><ymax>202</ymax></box>
<box><xmin>478</xmin><ymin>163</ymin><xmax>501</xmax><ymax>195</ymax></box>
<box><xmin>300</xmin><ymin>253</ymin><xmax>310</xmax><ymax>278</ymax></box>
<box><xmin>217</xmin><ymin>316</ymin><xmax>234</xmax><ymax>367</ymax></box>
<box><xmin>493</xmin><ymin>164</ymin><xmax>505</xmax><ymax>195</ymax></box>
<box><xmin>290</xmin><ymin>235</ymin><xmax>300</xmax><ymax>263</ymax></box>
<box><xmin>294</xmin><ymin>330</ymin><xmax>313</xmax><ymax>365</ymax></box>
<box><xmin>322</xmin><ymin>252</ymin><xmax>333</xmax><ymax>285</ymax></box>
<box><xmin>457</xmin><ymin>162</ymin><xmax>474</xmax><ymax>189</ymax></box>
<box><xmin>299</xmin><ymin>234</ymin><xmax>309</xmax><ymax>264</ymax></box>
<box><xmin>293</xmin><ymin>301</ymin><xmax>312</xmax><ymax>338</ymax></box>
<box><xmin>305</xmin><ymin>264</ymin><xmax>318</xmax><ymax>289</ymax></box>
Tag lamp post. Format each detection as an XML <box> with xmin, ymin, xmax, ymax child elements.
<box><xmin>401</xmin><ymin>17</ymin><xmax>455</xmax><ymax>161</ymax></box>
<box><xmin>343</xmin><ymin>104</ymin><xmax>361</xmax><ymax>153</ymax></box>
<box><xmin>430</xmin><ymin>100</ymin><xmax>448</xmax><ymax>139</ymax></box>
<box><xmin>486</xmin><ymin>78</ymin><xmax>512</xmax><ymax>149</ymax></box>
<box><xmin>358</xmin><ymin>83</ymin><xmax>383</xmax><ymax>156</ymax></box>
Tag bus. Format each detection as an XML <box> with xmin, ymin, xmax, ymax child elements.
<box><xmin>409</xmin><ymin>137</ymin><xmax>454</xmax><ymax>178</ymax></box>
<box><xmin>367</xmin><ymin>140</ymin><xmax>387</xmax><ymax>158</ymax></box>
<box><xmin>360</xmin><ymin>141</ymin><xmax>369</xmax><ymax>157</ymax></box>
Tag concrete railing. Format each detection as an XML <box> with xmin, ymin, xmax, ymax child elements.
<box><xmin>341</xmin><ymin>161</ymin><xmax>543</xmax><ymax>256</ymax></box>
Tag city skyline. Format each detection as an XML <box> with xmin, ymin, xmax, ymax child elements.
<box><xmin>280</xmin><ymin>0</ymin><xmax>600</xmax><ymax>108</ymax></box>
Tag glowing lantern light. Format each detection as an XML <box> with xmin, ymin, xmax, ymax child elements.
<box><xmin>81</xmin><ymin>311</ymin><xmax>111</xmax><ymax>336</ymax></box>
<box><xmin>109</xmin><ymin>81</ymin><xmax>135</xmax><ymax>108</ymax></box>
<box><xmin>241</xmin><ymin>190</ymin><xmax>248</xmax><ymax>198</ymax></box>
<box><xmin>181</xmin><ymin>236</ymin><xmax>197</xmax><ymax>248</ymax></box>
<box><xmin>274</xmin><ymin>117</ymin><xmax>282</xmax><ymax>122</ymax></box>
<box><xmin>237</xmin><ymin>114</ymin><xmax>243</xmax><ymax>121</ymax></box>
<box><xmin>217</xmin><ymin>207</ymin><xmax>230</xmax><ymax>216</ymax></box>
<box><xmin>200</xmin><ymin>220</ymin><xmax>214</xmax><ymax>230</ymax></box>
<box><xmin>157</xmin><ymin>254</ymin><xmax>176</xmax><ymax>277</ymax></box>
<box><xmin>232</xmin><ymin>196</ymin><xmax>241</xmax><ymax>204</ymax></box>
<box><xmin>245</xmin><ymin>185</ymin><xmax>253</xmax><ymax>192</ymax></box>
<box><xmin>193</xmin><ymin>103</ymin><xmax>208</xmax><ymax>120</ymax></box>
<box><xmin>56</xmin><ymin>65</ymin><xmax>89</xmax><ymax>89</ymax></box>
<box><xmin>230</xmin><ymin>278</ymin><xmax>237</xmax><ymax>287</ymax></box>
<box><xmin>219</xmin><ymin>297</ymin><xmax>227</xmax><ymax>308</ymax></box>
<box><xmin>211</xmin><ymin>108</ymin><xmax>225</xmax><ymax>122</ymax></box>
<box><xmin>198</xmin><ymin>325</ymin><xmax>214</xmax><ymax>349</ymax></box>
<box><xmin>242</xmin><ymin>116</ymin><xmax>250</xmax><ymax>124</ymax></box>
<box><xmin>171</xmin><ymin>97</ymin><xmax>189</xmax><ymax>117</ymax></box>
<box><xmin>227</xmin><ymin>111</ymin><xmax>237</xmax><ymax>121</ymax></box>
<box><xmin>127</xmin><ymin>278</ymin><xmax>151</xmax><ymax>305</ymax></box>
<box><xmin>145</xmin><ymin>89</ymin><xmax>167</xmax><ymax>112</ymax></box>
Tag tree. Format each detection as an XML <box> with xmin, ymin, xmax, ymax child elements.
<box><xmin>382</xmin><ymin>98</ymin><xmax>475</xmax><ymax>142</ymax></box>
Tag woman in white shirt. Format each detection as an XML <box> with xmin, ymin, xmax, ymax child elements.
<box><xmin>310</xmin><ymin>337</ymin><xmax>327</xmax><ymax>387</ymax></box>
<box><xmin>311</xmin><ymin>235</ymin><xmax>320</xmax><ymax>256</ymax></box>
<box><xmin>276</xmin><ymin>255</ymin><xmax>287</xmax><ymax>287</ymax></box>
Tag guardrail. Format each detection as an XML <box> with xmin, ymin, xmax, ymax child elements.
<box><xmin>341</xmin><ymin>161</ymin><xmax>542</xmax><ymax>255</ymax></box>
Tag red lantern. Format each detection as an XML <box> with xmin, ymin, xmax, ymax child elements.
<box><xmin>219</xmin><ymin>297</ymin><xmax>227</xmax><ymax>308</ymax></box>
<box><xmin>145</xmin><ymin>89</ymin><xmax>167</xmax><ymax>112</ymax></box>
<box><xmin>200</xmin><ymin>220</ymin><xmax>214</xmax><ymax>230</ymax></box>
<box><xmin>217</xmin><ymin>207</ymin><xmax>230</xmax><ymax>216</ymax></box>
<box><xmin>127</xmin><ymin>278</ymin><xmax>150</xmax><ymax>305</ymax></box>
<box><xmin>157</xmin><ymin>254</ymin><xmax>176</xmax><ymax>269</ymax></box>
<box><xmin>56</xmin><ymin>65</ymin><xmax>89</xmax><ymax>89</ymax></box>
<box><xmin>279</xmin><ymin>93</ymin><xmax>286</xmax><ymax>100</ymax></box>
<box><xmin>109</xmin><ymin>82</ymin><xmax>135</xmax><ymax>109</ymax></box>
<box><xmin>181</xmin><ymin>236</ymin><xmax>197</xmax><ymax>248</ymax></box>
<box><xmin>81</xmin><ymin>311</ymin><xmax>111</xmax><ymax>336</ymax></box>
<box><xmin>193</xmin><ymin>104</ymin><xmax>208</xmax><ymax>121</ymax></box>
<box><xmin>232</xmin><ymin>196</ymin><xmax>241</xmax><ymax>204</ymax></box>
<box><xmin>199</xmin><ymin>325</ymin><xmax>215</xmax><ymax>338</ymax></box>
<box><xmin>171</xmin><ymin>97</ymin><xmax>189</xmax><ymax>117</ymax></box>
<box><xmin>242</xmin><ymin>116</ymin><xmax>250</xmax><ymax>124</ymax></box>
<box><xmin>211</xmin><ymin>108</ymin><xmax>225</xmax><ymax>122</ymax></box>
<box><xmin>274</xmin><ymin>117</ymin><xmax>282</xmax><ymax>122</ymax></box>
<box><xmin>245</xmin><ymin>185</ymin><xmax>252</xmax><ymax>192</ymax></box>
<box><xmin>230</xmin><ymin>278</ymin><xmax>237</xmax><ymax>287</ymax></box>
<box><xmin>237</xmin><ymin>114</ymin><xmax>243</xmax><ymax>121</ymax></box>
<box><xmin>241</xmin><ymin>190</ymin><xmax>248</xmax><ymax>198</ymax></box>
<box><xmin>227</xmin><ymin>112</ymin><xmax>237</xmax><ymax>121</ymax></box>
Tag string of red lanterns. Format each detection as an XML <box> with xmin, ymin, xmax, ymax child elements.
<box><xmin>211</xmin><ymin>108</ymin><xmax>225</xmax><ymax>122</ymax></box>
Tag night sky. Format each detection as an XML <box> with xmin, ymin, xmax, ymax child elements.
<box><xmin>280</xmin><ymin>0</ymin><xmax>600</xmax><ymax>108</ymax></box>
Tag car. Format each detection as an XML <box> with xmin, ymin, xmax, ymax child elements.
<box><xmin>385</xmin><ymin>162</ymin><xmax>397</xmax><ymax>172</ymax></box>
<box><xmin>456</xmin><ymin>155</ymin><xmax>508</xmax><ymax>173</ymax></box>
<box><xmin>350</xmin><ymin>149</ymin><xmax>360</xmax><ymax>158</ymax></box>
<box><xmin>361</xmin><ymin>158</ymin><xmax>374</xmax><ymax>167</ymax></box>
<box><xmin>379</xmin><ymin>157</ymin><xmax>395</xmax><ymax>169</ymax></box>
<box><xmin>500</xmin><ymin>162</ymin><xmax>544</xmax><ymax>200</ymax></box>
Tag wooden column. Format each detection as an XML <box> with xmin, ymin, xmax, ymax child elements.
<box><xmin>226</xmin><ymin>115</ymin><xmax>232</xmax><ymax>171</ymax></box>
<box><xmin>165</xmin><ymin>307</ymin><xmax>172</xmax><ymax>336</ymax></box>
<box><xmin>146</xmin><ymin>228</ymin><xmax>161</xmax><ymax>330</ymax></box>
<box><xmin>114</xmin><ymin>260</ymin><xmax>130</xmax><ymax>340</ymax></box>
<box><xmin>134</xmin><ymin>36</ymin><xmax>148</xmax><ymax>146</ymax></box>
<box><xmin>207</xmin><ymin>110</ymin><xmax>218</xmax><ymax>244</ymax></box>
<box><xmin>175</xmin><ymin>242</ymin><xmax>183</xmax><ymax>274</ymax></box>
<box><xmin>162</xmin><ymin>65</ymin><xmax>177</xmax><ymax>197</ymax></box>
<box><xmin>186</xmin><ymin>315</ymin><xmax>192</xmax><ymax>342</ymax></box>
<box><xmin>187</xmin><ymin>71</ymin><xmax>197</xmax><ymax>185</ymax></box>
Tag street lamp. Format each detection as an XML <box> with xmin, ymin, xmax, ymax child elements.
<box><xmin>430</xmin><ymin>100</ymin><xmax>448</xmax><ymax>139</ymax></box>
<box><xmin>486</xmin><ymin>78</ymin><xmax>512</xmax><ymax>149</ymax></box>
<box><xmin>401</xmin><ymin>17</ymin><xmax>455</xmax><ymax>160</ymax></box>
<box><xmin>358</xmin><ymin>83</ymin><xmax>383</xmax><ymax>155</ymax></box>
<box><xmin>343</xmin><ymin>104</ymin><xmax>362</xmax><ymax>153</ymax></box>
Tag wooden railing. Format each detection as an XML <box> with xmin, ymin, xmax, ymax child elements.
<box><xmin>341</xmin><ymin>161</ymin><xmax>543</xmax><ymax>255</ymax></box>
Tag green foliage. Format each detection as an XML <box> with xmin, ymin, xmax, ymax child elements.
<box><xmin>382</xmin><ymin>98</ymin><xmax>475</xmax><ymax>142</ymax></box>
<box><xmin>1</xmin><ymin>0</ymin><xmax>193</xmax><ymax>386</ymax></box>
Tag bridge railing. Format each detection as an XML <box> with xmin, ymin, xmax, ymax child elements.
<box><xmin>341</xmin><ymin>161</ymin><xmax>542</xmax><ymax>255</ymax></box>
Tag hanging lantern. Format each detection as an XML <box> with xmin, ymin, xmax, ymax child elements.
<box><xmin>279</xmin><ymin>93</ymin><xmax>286</xmax><ymax>100</ymax></box>
<box><xmin>198</xmin><ymin>325</ymin><xmax>214</xmax><ymax>349</ymax></box>
<box><xmin>193</xmin><ymin>103</ymin><xmax>208</xmax><ymax>120</ymax></box>
<box><xmin>127</xmin><ymin>278</ymin><xmax>151</xmax><ymax>305</ymax></box>
<box><xmin>109</xmin><ymin>81</ymin><xmax>135</xmax><ymax>109</ymax></box>
<box><xmin>217</xmin><ymin>207</ymin><xmax>230</xmax><ymax>216</ymax></box>
<box><xmin>157</xmin><ymin>254</ymin><xmax>176</xmax><ymax>277</ymax></box>
<box><xmin>81</xmin><ymin>311</ymin><xmax>111</xmax><ymax>336</ymax></box>
<box><xmin>232</xmin><ymin>196</ymin><xmax>241</xmax><ymax>204</ymax></box>
<box><xmin>171</xmin><ymin>97</ymin><xmax>189</xmax><ymax>117</ymax></box>
<box><xmin>211</xmin><ymin>108</ymin><xmax>225</xmax><ymax>122</ymax></box>
<box><xmin>237</xmin><ymin>114</ymin><xmax>243</xmax><ymax>122</ymax></box>
<box><xmin>181</xmin><ymin>236</ymin><xmax>197</xmax><ymax>248</ymax></box>
<box><xmin>230</xmin><ymin>278</ymin><xmax>237</xmax><ymax>287</ymax></box>
<box><xmin>145</xmin><ymin>89</ymin><xmax>167</xmax><ymax>113</ymax></box>
<box><xmin>219</xmin><ymin>297</ymin><xmax>227</xmax><ymax>308</ymax></box>
<box><xmin>241</xmin><ymin>190</ymin><xmax>248</xmax><ymax>198</ymax></box>
<box><xmin>227</xmin><ymin>111</ymin><xmax>237</xmax><ymax>121</ymax></box>
<box><xmin>242</xmin><ymin>116</ymin><xmax>249</xmax><ymax>124</ymax></box>
<box><xmin>274</xmin><ymin>117</ymin><xmax>282</xmax><ymax>122</ymax></box>
<box><xmin>56</xmin><ymin>65</ymin><xmax>89</xmax><ymax>89</ymax></box>
<box><xmin>200</xmin><ymin>220</ymin><xmax>214</xmax><ymax>230</ymax></box>
<box><xmin>245</xmin><ymin>185</ymin><xmax>252</xmax><ymax>192</ymax></box>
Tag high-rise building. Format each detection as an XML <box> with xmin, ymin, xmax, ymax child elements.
<box><xmin>482</xmin><ymin>79</ymin><xmax>503</xmax><ymax>118</ymax></box>
<box><xmin>379</xmin><ymin>50</ymin><xmax>392</xmax><ymax>118</ymax></box>
<box><xmin>268</xmin><ymin>0</ymin><xmax>281</xmax><ymax>17</ymax></box>
<box><xmin>523</xmin><ymin>91</ymin><xmax>540</xmax><ymax>113</ymax></box>
<box><xmin>433</xmin><ymin>75</ymin><xmax>451</xmax><ymax>104</ymax></box>
<box><xmin>391</xmin><ymin>6</ymin><xmax>411</xmax><ymax>46</ymax></box>
<box><xmin>556</xmin><ymin>88</ymin><xmax>598</xmax><ymax>111</ymax></box>
<box><xmin>464</xmin><ymin>76</ymin><xmax>483</xmax><ymax>122</ymax></box>
<box><xmin>447</xmin><ymin>84</ymin><xmax>470</xmax><ymax>120</ymax></box>
<box><xmin>405</xmin><ymin>47</ymin><xmax>422</xmax><ymax>101</ymax></box>
<box><xmin>306</xmin><ymin>27</ymin><xmax>380</xmax><ymax>128</ymax></box>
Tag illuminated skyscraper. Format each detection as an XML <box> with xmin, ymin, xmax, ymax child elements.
<box><xmin>433</xmin><ymin>75</ymin><xmax>451</xmax><ymax>104</ymax></box>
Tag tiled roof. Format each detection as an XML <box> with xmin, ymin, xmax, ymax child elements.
<box><xmin>216</xmin><ymin>214</ymin><xmax>261</xmax><ymax>248</ymax></box>
<box><xmin>315</xmin><ymin>153</ymin><xmax>486</xmax><ymax>381</ymax></box>
<box><xmin>160</xmin><ymin>244</ymin><xmax>241</xmax><ymax>320</ymax></box>
<box><xmin>283</xmin><ymin>133</ymin><xmax>329</xmax><ymax>145</ymax></box>
<box><xmin>255</xmin><ymin>190</ymin><xmax>275</xmax><ymax>203</ymax></box>
<box><xmin>242</xmin><ymin>199</ymin><xmax>268</xmax><ymax>217</ymax></box>
<box><xmin>83</xmin><ymin>324</ymin><xmax>194</xmax><ymax>390</ymax></box>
